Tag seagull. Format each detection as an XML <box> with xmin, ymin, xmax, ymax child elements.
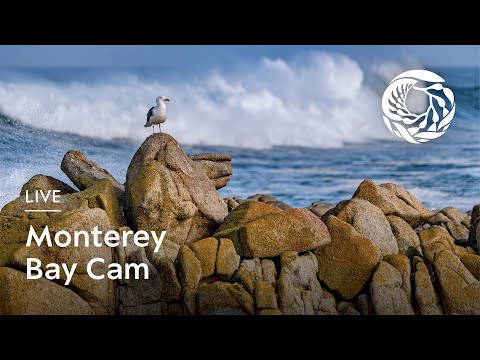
<box><xmin>145</xmin><ymin>96</ymin><xmax>170</xmax><ymax>134</ymax></box>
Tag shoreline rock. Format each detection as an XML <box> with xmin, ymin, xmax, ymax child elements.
<box><xmin>0</xmin><ymin>130</ymin><xmax>478</xmax><ymax>315</ymax></box>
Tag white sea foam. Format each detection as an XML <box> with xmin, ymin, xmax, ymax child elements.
<box><xmin>0</xmin><ymin>52</ymin><xmax>415</xmax><ymax>149</ymax></box>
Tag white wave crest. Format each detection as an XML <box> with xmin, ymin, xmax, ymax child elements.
<box><xmin>0</xmin><ymin>52</ymin><xmax>409</xmax><ymax>148</ymax></box>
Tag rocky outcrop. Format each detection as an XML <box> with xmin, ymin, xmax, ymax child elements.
<box><xmin>2</xmin><ymin>178</ymin><xmax>124</xmax><ymax>229</ymax></box>
<box><xmin>412</xmin><ymin>257</ymin><xmax>443</xmax><ymax>315</ymax></box>
<box><xmin>336</xmin><ymin>198</ymin><xmax>399</xmax><ymax>256</ymax></box>
<box><xmin>125</xmin><ymin>133</ymin><xmax>228</xmax><ymax>245</ymax></box>
<box><xmin>424</xmin><ymin>207</ymin><xmax>471</xmax><ymax>242</ymax></box>
<box><xmin>418</xmin><ymin>227</ymin><xmax>465</xmax><ymax>263</ymax></box>
<box><xmin>370</xmin><ymin>260</ymin><xmax>414</xmax><ymax>315</ymax></box>
<box><xmin>61</xmin><ymin>150</ymin><xmax>125</xmax><ymax>202</ymax></box>
<box><xmin>316</xmin><ymin>216</ymin><xmax>381</xmax><ymax>300</ymax></box>
<box><xmin>434</xmin><ymin>250</ymin><xmax>480</xmax><ymax>315</ymax></box>
<box><xmin>352</xmin><ymin>180</ymin><xmax>433</xmax><ymax>227</ymax></box>
<box><xmin>387</xmin><ymin>215</ymin><xmax>422</xmax><ymax>255</ymax></box>
<box><xmin>277</xmin><ymin>251</ymin><xmax>337</xmax><ymax>315</ymax></box>
<box><xmin>0</xmin><ymin>267</ymin><xmax>94</xmax><ymax>315</ymax></box>
<box><xmin>2</xmin><ymin>129</ymin><xmax>479</xmax><ymax>316</ymax></box>
<box><xmin>214</xmin><ymin>201</ymin><xmax>331</xmax><ymax>258</ymax></box>
<box><xmin>20</xmin><ymin>174</ymin><xmax>76</xmax><ymax>196</ymax></box>
<box><xmin>9</xmin><ymin>208</ymin><xmax>116</xmax><ymax>315</ymax></box>
<box><xmin>461</xmin><ymin>254</ymin><xmax>480</xmax><ymax>280</ymax></box>
<box><xmin>189</xmin><ymin>152</ymin><xmax>232</xmax><ymax>190</ymax></box>
<box><xmin>307</xmin><ymin>201</ymin><xmax>335</xmax><ymax>218</ymax></box>
<box><xmin>238</xmin><ymin>194</ymin><xmax>292</xmax><ymax>210</ymax></box>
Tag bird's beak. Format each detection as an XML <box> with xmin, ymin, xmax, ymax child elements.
<box><xmin>165</xmin><ymin>98</ymin><xmax>171</xmax><ymax>102</ymax></box>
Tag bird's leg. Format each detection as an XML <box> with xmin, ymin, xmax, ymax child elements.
<box><xmin>159</xmin><ymin>124</ymin><xmax>161</xmax><ymax>133</ymax></box>
<box><xmin>152</xmin><ymin>125</ymin><xmax>155</xmax><ymax>134</ymax></box>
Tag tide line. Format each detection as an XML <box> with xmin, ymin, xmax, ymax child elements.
<box><xmin>24</xmin><ymin>209</ymin><xmax>62</xmax><ymax>213</ymax></box>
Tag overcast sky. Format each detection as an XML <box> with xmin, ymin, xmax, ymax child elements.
<box><xmin>0</xmin><ymin>45</ymin><xmax>477</xmax><ymax>70</ymax></box>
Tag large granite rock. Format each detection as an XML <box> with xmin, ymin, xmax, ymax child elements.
<box><xmin>434</xmin><ymin>250</ymin><xmax>480</xmax><ymax>315</ymax></box>
<box><xmin>115</xmin><ymin>227</ymin><xmax>169</xmax><ymax>315</ymax></box>
<box><xmin>241</xmin><ymin>194</ymin><xmax>292</xmax><ymax>210</ymax></box>
<box><xmin>336</xmin><ymin>198</ymin><xmax>399</xmax><ymax>256</ymax></box>
<box><xmin>352</xmin><ymin>180</ymin><xmax>433</xmax><ymax>227</ymax></box>
<box><xmin>418</xmin><ymin>227</ymin><xmax>459</xmax><ymax>263</ymax></box>
<box><xmin>20</xmin><ymin>174</ymin><xmax>76</xmax><ymax>196</ymax></box>
<box><xmin>387</xmin><ymin>215</ymin><xmax>422</xmax><ymax>255</ymax></box>
<box><xmin>412</xmin><ymin>256</ymin><xmax>443</xmax><ymax>315</ymax></box>
<box><xmin>215</xmin><ymin>238</ymin><xmax>240</xmax><ymax>280</ymax></box>
<box><xmin>125</xmin><ymin>133</ymin><xmax>228</xmax><ymax>245</ymax></box>
<box><xmin>277</xmin><ymin>251</ymin><xmax>337</xmax><ymax>315</ymax></box>
<box><xmin>189</xmin><ymin>152</ymin><xmax>232</xmax><ymax>190</ymax></box>
<box><xmin>196</xmin><ymin>281</ymin><xmax>254</xmax><ymax>315</ymax></box>
<box><xmin>461</xmin><ymin>254</ymin><xmax>480</xmax><ymax>280</ymax></box>
<box><xmin>190</xmin><ymin>237</ymin><xmax>219</xmax><ymax>278</ymax></box>
<box><xmin>383</xmin><ymin>254</ymin><xmax>413</xmax><ymax>303</ymax></box>
<box><xmin>0</xmin><ymin>267</ymin><xmax>94</xmax><ymax>315</ymax></box>
<box><xmin>61</xmin><ymin>150</ymin><xmax>125</xmax><ymax>202</ymax></box>
<box><xmin>316</xmin><ymin>216</ymin><xmax>381</xmax><ymax>300</ymax></box>
<box><xmin>307</xmin><ymin>201</ymin><xmax>335</xmax><ymax>218</ymax></box>
<box><xmin>370</xmin><ymin>261</ymin><xmax>414</xmax><ymax>315</ymax></box>
<box><xmin>1</xmin><ymin>178</ymin><xmax>124</xmax><ymax>229</ymax></box>
<box><xmin>10</xmin><ymin>208</ymin><xmax>116</xmax><ymax>315</ymax></box>
<box><xmin>214</xmin><ymin>201</ymin><xmax>331</xmax><ymax>258</ymax></box>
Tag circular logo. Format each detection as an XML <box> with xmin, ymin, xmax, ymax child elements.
<box><xmin>382</xmin><ymin>69</ymin><xmax>455</xmax><ymax>144</ymax></box>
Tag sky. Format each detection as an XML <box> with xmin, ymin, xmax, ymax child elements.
<box><xmin>0</xmin><ymin>45</ymin><xmax>477</xmax><ymax>71</ymax></box>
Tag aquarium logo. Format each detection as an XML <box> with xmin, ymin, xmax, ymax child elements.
<box><xmin>382</xmin><ymin>69</ymin><xmax>455</xmax><ymax>144</ymax></box>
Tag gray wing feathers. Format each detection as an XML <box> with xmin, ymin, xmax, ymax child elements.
<box><xmin>146</xmin><ymin>107</ymin><xmax>154</xmax><ymax>123</ymax></box>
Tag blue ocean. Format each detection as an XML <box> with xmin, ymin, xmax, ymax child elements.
<box><xmin>0</xmin><ymin>63</ymin><xmax>478</xmax><ymax>211</ymax></box>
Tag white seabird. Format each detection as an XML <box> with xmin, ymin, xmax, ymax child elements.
<box><xmin>145</xmin><ymin>96</ymin><xmax>170</xmax><ymax>134</ymax></box>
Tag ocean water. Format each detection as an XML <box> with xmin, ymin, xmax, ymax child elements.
<box><xmin>0</xmin><ymin>61</ymin><xmax>478</xmax><ymax>211</ymax></box>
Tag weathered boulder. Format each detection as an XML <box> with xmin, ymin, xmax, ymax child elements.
<box><xmin>277</xmin><ymin>251</ymin><xmax>337</xmax><ymax>315</ymax></box>
<box><xmin>20</xmin><ymin>174</ymin><xmax>76</xmax><ymax>196</ymax></box>
<box><xmin>214</xmin><ymin>201</ymin><xmax>331</xmax><ymax>258</ymax></box>
<box><xmin>336</xmin><ymin>198</ymin><xmax>399</xmax><ymax>256</ymax></box>
<box><xmin>370</xmin><ymin>261</ymin><xmax>414</xmax><ymax>315</ymax></box>
<box><xmin>0</xmin><ymin>215</ymin><xmax>30</xmax><ymax>251</ymax></box>
<box><xmin>261</xmin><ymin>259</ymin><xmax>277</xmax><ymax>285</ymax></box>
<box><xmin>434</xmin><ymin>250</ymin><xmax>480</xmax><ymax>315</ymax></box>
<box><xmin>0</xmin><ymin>267</ymin><xmax>94</xmax><ymax>315</ymax></box>
<box><xmin>383</xmin><ymin>254</ymin><xmax>413</xmax><ymax>304</ymax></box>
<box><xmin>189</xmin><ymin>152</ymin><xmax>232</xmax><ymax>190</ymax></box>
<box><xmin>191</xmin><ymin>237</ymin><xmax>218</xmax><ymax>278</ymax></box>
<box><xmin>1</xmin><ymin>178</ymin><xmax>124</xmax><ymax>229</ymax></box>
<box><xmin>196</xmin><ymin>282</ymin><xmax>254</xmax><ymax>315</ymax></box>
<box><xmin>177</xmin><ymin>245</ymin><xmax>202</xmax><ymax>291</ymax></box>
<box><xmin>387</xmin><ymin>215</ymin><xmax>422</xmax><ymax>255</ymax></box>
<box><xmin>233</xmin><ymin>258</ymin><xmax>263</xmax><ymax>295</ymax></box>
<box><xmin>61</xmin><ymin>150</ymin><xmax>125</xmax><ymax>202</ymax></box>
<box><xmin>242</xmin><ymin>194</ymin><xmax>292</xmax><ymax>210</ymax></box>
<box><xmin>412</xmin><ymin>256</ymin><xmax>443</xmax><ymax>315</ymax></box>
<box><xmin>254</xmin><ymin>280</ymin><xmax>278</xmax><ymax>311</ymax></box>
<box><xmin>116</xmin><ymin>244</ymin><xmax>163</xmax><ymax>315</ymax></box>
<box><xmin>316</xmin><ymin>216</ymin><xmax>381</xmax><ymax>300</ymax></box>
<box><xmin>215</xmin><ymin>238</ymin><xmax>240</xmax><ymax>280</ymax></box>
<box><xmin>10</xmin><ymin>208</ymin><xmax>116</xmax><ymax>315</ymax></box>
<box><xmin>460</xmin><ymin>254</ymin><xmax>480</xmax><ymax>281</ymax></box>
<box><xmin>418</xmin><ymin>227</ymin><xmax>458</xmax><ymax>263</ymax></box>
<box><xmin>125</xmin><ymin>133</ymin><xmax>228</xmax><ymax>245</ymax></box>
<box><xmin>425</xmin><ymin>207</ymin><xmax>470</xmax><ymax>241</ymax></box>
<box><xmin>224</xmin><ymin>198</ymin><xmax>240</xmax><ymax>212</ymax></box>
<box><xmin>352</xmin><ymin>180</ymin><xmax>433</xmax><ymax>227</ymax></box>
<box><xmin>307</xmin><ymin>201</ymin><xmax>335</xmax><ymax>218</ymax></box>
